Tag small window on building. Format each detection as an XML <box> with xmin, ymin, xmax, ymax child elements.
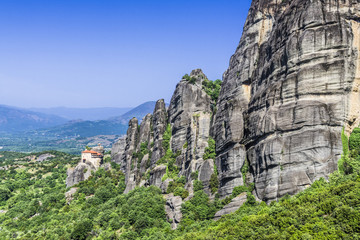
<box><xmin>83</xmin><ymin>159</ymin><xmax>86</xmax><ymax>163</ymax></box>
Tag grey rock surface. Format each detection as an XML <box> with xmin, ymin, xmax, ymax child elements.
<box><xmin>65</xmin><ymin>187</ymin><xmax>78</xmax><ymax>204</ymax></box>
<box><xmin>165</xmin><ymin>194</ymin><xmax>183</xmax><ymax>229</ymax></box>
<box><xmin>137</xmin><ymin>113</ymin><xmax>152</xmax><ymax>151</ymax></box>
<box><xmin>121</xmin><ymin>118</ymin><xmax>140</xmax><ymax>192</ymax></box>
<box><xmin>149</xmin><ymin>165</ymin><xmax>167</xmax><ymax>188</ymax></box>
<box><xmin>111</xmin><ymin>136</ymin><xmax>126</xmax><ymax>164</ymax></box>
<box><xmin>168</xmin><ymin>69</ymin><xmax>211</xmax><ymax>155</ymax></box>
<box><xmin>161</xmin><ymin>178</ymin><xmax>173</xmax><ymax>194</ymax></box>
<box><xmin>66</xmin><ymin>162</ymin><xmax>94</xmax><ymax>187</ymax></box>
<box><xmin>214</xmin><ymin>192</ymin><xmax>247</xmax><ymax>220</ymax></box>
<box><xmin>214</xmin><ymin>0</ymin><xmax>360</xmax><ymax>202</ymax></box>
<box><xmin>109</xmin><ymin>0</ymin><xmax>360</xmax><ymax>204</ymax></box>
<box><xmin>150</xmin><ymin>99</ymin><xmax>167</xmax><ymax>166</ymax></box>
<box><xmin>198</xmin><ymin>159</ymin><xmax>215</xmax><ymax>195</ymax></box>
<box><xmin>102</xmin><ymin>162</ymin><xmax>112</xmax><ymax>171</ymax></box>
<box><xmin>168</xmin><ymin>69</ymin><xmax>213</xmax><ymax>186</ymax></box>
<box><xmin>36</xmin><ymin>154</ymin><xmax>55</xmax><ymax>162</ymax></box>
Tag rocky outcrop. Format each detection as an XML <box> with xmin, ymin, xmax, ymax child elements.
<box><xmin>214</xmin><ymin>0</ymin><xmax>360</xmax><ymax>202</ymax></box>
<box><xmin>165</xmin><ymin>194</ymin><xmax>183</xmax><ymax>229</ymax></box>
<box><xmin>137</xmin><ymin>113</ymin><xmax>152</xmax><ymax>151</ymax></box>
<box><xmin>168</xmin><ymin>70</ymin><xmax>214</xmax><ymax>193</ymax></box>
<box><xmin>214</xmin><ymin>192</ymin><xmax>247</xmax><ymax>220</ymax></box>
<box><xmin>213</xmin><ymin>0</ymin><xmax>285</xmax><ymax>199</ymax></box>
<box><xmin>148</xmin><ymin>165</ymin><xmax>167</xmax><ymax>189</ymax></box>
<box><xmin>150</xmin><ymin>99</ymin><xmax>167</xmax><ymax>166</ymax></box>
<box><xmin>65</xmin><ymin>187</ymin><xmax>78</xmax><ymax>204</ymax></box>
<box><xmin>36</xmin><ymin>154</ymin><xmax>55</xmax><ymax>162</ymax></box>
<box><xmin>198</xmin><ymin>159</ymin><xmax>215</xmax><ymax>195</ymax></box>
<box><xmin>110</xmin><ymin>0</ymin><xmax>360</xmax><ymax>205</ymax></box>
<box><xmin>111</xmin><ymin>70</ymin><xmax>216</xmax><ymax>196</ymax></box>
<box><xmin>66</xmin><ymin>146</ymin><xmax>105</xmax><ymax>187</ymax></box>
<box><xmin>168</xmin><ymin>69</ymin><xmax>211</xmax><ymax>155</ymax></box>
<box><xmin>122</xmin><ymin>118</ymin><xmax>140</xmax><ymax>193</ymax></box>
<box><xmin>111</xmin><ymin>136</ymin><xmax>126</xmax><ymax>164</ymax></box>
<box><xmin>66</xmin><ymin>162</ymin><xmax>94</xmax><ymax>187</ymax></box>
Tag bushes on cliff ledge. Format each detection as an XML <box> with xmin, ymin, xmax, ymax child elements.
<box><xmin>339</xmin><ymin>127</ymin><xmax>360</xmax><ymax>175</ymax></box>
<box><xmin>202</xmin><ymin>78</ymin><xmax>222</xmax><ymax>103</ymax></box>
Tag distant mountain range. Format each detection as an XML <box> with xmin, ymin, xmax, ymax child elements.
<box><xmin>109</xmin><ymin>101</ymin><xmax>160</xmax><ymax>124</ymax></box>
<box><xmin>30</xmin><ymin>101</ymin><xmax>159</xmax><ymax>138</ymax></box>
<box><xmin>28</xmin><ymin>107</ymin><xmax>132</xmax><ymax>121</ymax></box>
<box><xmin>0</xmin><ymin>101</ymin><xmax>160</xmax><ymax>153</ymax></box>
<box><xmin>0</xmin><ymin>105</ymin><xmax>68</xmax><ymax>133</ymax></box>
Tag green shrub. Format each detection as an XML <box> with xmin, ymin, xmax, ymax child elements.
<box><xmin>193</xmin><ymin>180</ymin><xmax>204</xmax><ymax>192</ymax></box>
<box><xmin>210</xmin><ymin>173</ymin><xmax>219</xmax><ymax>194</ymax></box>
<box><xmin>0</xmin><ymin>186</ymin><xmax>11</xmax><ymax>201</ymax></box>
<box><xmin>180</xmin><ymin>190</ymin><xmax>217</xmax><ymax>223</ymax></box>
<box><xmin>191</xmin><ymin>171</ymin><xmax>199</xmax><ymax>180</ymax></box>
<box><xmin>162</xmin><ymin>124</ymin><xmax>172</xmax><ymax>152</ymax></box>
<box><xmin>70</xmin><ymin>219</ymin><xmax>93</xmax><ymax>240</ymax></box>
<box><xmin>174</xmin><ymin>187</ymin><xmax>189</xmax><ymax>199</ymax></box>
<box><xmin>202</xmin><ymin>78</ymin><xmax>222</xmax><ymax>102</ymax></box>
<box><xmin>203</xmin><ymin>137</ymin><xmax>216</xmax><ymax>160</ymax></box>
<box><xmin>167</xmin><ymin>177</ymin><xmax>186</xmax><ymax>194</ymax></box>
<box><xmin>339</xmin><ymin>128</ymin><xmax>360</xmax><ymax>174</ymax></box>
<box><xmin>241</xmin><ymin>161</ymin><xmax>249</xmax><ymax>184</ymax></box>
<box><xmin>349</xmin><ymin>128</ymin><xmax>360</xmax><ymax>151</ymax></box>
<box><xmin>232</xmin><ymin>185</ymin><xmax>248</xmax><ymax>198</ymax></box>
<box><xmin>177</xmin><ymin>176</ymin><xmax>186</xmax><ymax>184</ymax></box>
<box><xmin>183</xmin><ymin>74</ymin><xmax>197</xmax><ymax>84</ymax></box>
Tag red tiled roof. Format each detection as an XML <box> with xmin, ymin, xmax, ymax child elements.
<box><xmin>82</xmin><ymin>150</ymin><xmax>102</xmax><ymax>156</ymax></box>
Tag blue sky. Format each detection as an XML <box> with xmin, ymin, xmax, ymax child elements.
<box><xmin>0</xmin><ymin>0</ymin><xmax>252</xmax><ymax>108</ymax></box>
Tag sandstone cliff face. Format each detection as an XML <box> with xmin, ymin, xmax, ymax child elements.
<box><xmin>168</xmin><ymin>69</ymin><xmax>213</xmax><ymax>183</ymax></box>
<box><xmin>109</xmin><ymin>0</ymin><xmax>360</xmax><ymax>206</ymax></box>
<box><xmin>165</xmin><ymin>194</ymin><xmax>183</xmax><ymax>229</ymax></box>
<box><xmin>66</xmin><ymin>163</ymin><xmax>94</xmax><ymax>187</ymax></box>
<box><xmin>111</xmin><ymin>136</ymin><xmax>126</xmax><ymax>164</ymax></box>
<box><xmin>111</xmin><ymin>70</ymin><xmax>217</xmax><ymax>197</ymax></box>
<box><xmin>214</xmin><ymin>0</ymin><xmax>360</xmax><ymax>202</ymax></box>
<box><xmin>150</xmin><ymin>100</ymin><xmax>167</xmax><ymax>167</ymax></box>
<box><xmin>122</xmin><ymin>118</ymin><xmax>139</xmax><ymax>193</ymax></box>
<box><xmin>137</xmin><ymin>113</ymin><xmax>152</xmax><ymax>151</ymax></box>
<box><xmin>116</xmin><ymin>100</ymin><xmax>169</xmax><ymax>193</ymax></box>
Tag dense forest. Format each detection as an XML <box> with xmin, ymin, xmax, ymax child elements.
<box><xmin>0</xmin><ymin>128</ymin><xmax>359</xmax><ymax>239</ymax></box>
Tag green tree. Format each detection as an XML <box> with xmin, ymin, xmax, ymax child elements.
<box><xmin>70</xmin><ymin>219</ymin><xmax>93</xmax><ymax>240</ymax></box>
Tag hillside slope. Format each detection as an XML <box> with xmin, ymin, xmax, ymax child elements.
<box><xmin>28</xmin><ymin>107</ymin><xmax>132</xmax><ymax>121</ymax></box>
<box><xmin>0</xmin><ymin>150</ymin><xmax>359</xmax><ymax>239</ymax></box>
<box><xmin>30</xmin><ymin>101</ymin><xmax>158</xmax><ymax>138</ymax></box>
<box><xmin>0</xmin><ymin>101</ymin><xmax>159</xmax><ymax>153</ymax></box>
<box><xmin>0</xmin><ymin>105</ymin><xmax>68</xmax><ymax>133</ymax></box>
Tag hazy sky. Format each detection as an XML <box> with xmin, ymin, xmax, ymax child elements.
<box><xmin>0</xmin><ymin>0</ymin><xmax>252</xmax><ymax>108</ymax></box>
